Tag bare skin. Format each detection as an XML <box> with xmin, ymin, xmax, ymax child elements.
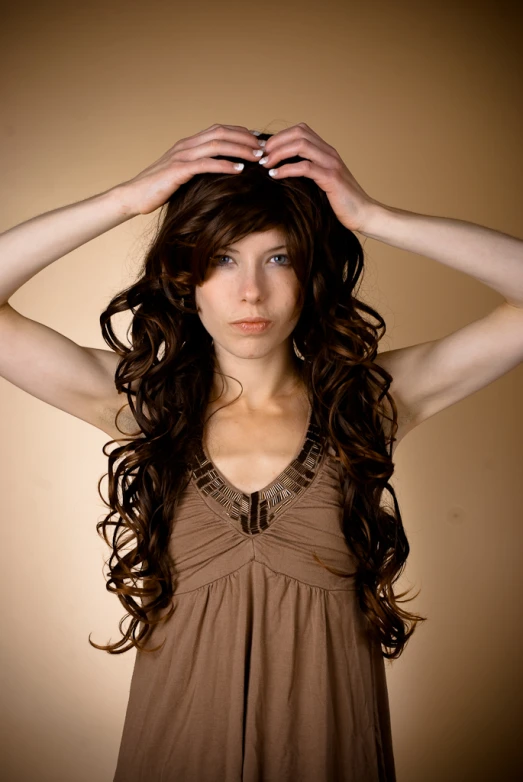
<box><xmin>97</xmin><ymin>371</ymin><xmax>406</xmax><ymax>493</ymax></box>
<box><xmin>94</xmin><ymin>226</ymin><xmax>409</xmax><ymax>487</ymax></box>
<box><xmin>0</xmin><ymin>123</ymin><xmax>410</xmax><ymax>487</ymax></box>
<box><xmin>192</xmin><ymin>225</ymin><xmax>305</xmax><ymax>491</ymax></box>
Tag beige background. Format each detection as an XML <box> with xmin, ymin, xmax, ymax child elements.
<box><xmin>1</xmin><ymin>0</ymin><xmax>522</xmax><ymax>780</ymax></box>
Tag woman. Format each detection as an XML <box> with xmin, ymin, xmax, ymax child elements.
<box><xmin>1</xmin><ymin>122</ymin><xmax>522</xmax><ymax>781</ymax></box>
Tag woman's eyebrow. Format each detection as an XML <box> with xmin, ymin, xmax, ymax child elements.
<box><xmin>225</xmin><ymin>244</ymin><xmax>287</xmax><ymax>254</ymax></box>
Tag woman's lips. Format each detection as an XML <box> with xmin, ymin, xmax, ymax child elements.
<box><xmin>230</xmin><ymin>320</ymin><xmax>272</xmax><ymax>333</ymax></box>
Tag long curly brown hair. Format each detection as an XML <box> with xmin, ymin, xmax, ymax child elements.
<box><xmin>88</xmin><ymin>131</ymin><xmax>426</xmax><ymax>660</ymax></box>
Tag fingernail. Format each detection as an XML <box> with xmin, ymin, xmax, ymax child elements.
<box><xmin>257</xmin><ymin>139</ymin><xmax>266</xmax><ymax>147</ymax></box>
<box><xmin>269</xmin><ymin>169</ymin><xmax>278</xmax><ymax>177</ymax></box>
<box><xmin>258</xmin><ymin>156</ymin><xmax>269</xmax><ymax>165</ymax></box>
<box><xmin>252</xmin><ymin>149</ymin><xmax>264</xmax><ymax>157</ymax></box>
<box><xmin>233</xmin><ymin>163</ymin><xmax>244</xmax><ymax>171</ymax></box>
<box><xmin>250</xmin><ymin>129</ymin><xmax>261</xmax><ymax>136</ymax></box>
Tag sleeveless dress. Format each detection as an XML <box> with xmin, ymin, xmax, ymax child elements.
<box><xmin>112</xmin><ymin>407</ymin><xmax>396</xmax><ymax>782</ymax></box>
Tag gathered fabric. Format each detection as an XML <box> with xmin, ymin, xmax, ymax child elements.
<box><xmin>113</xmin><ymin>414</ymin><xmax>396</xmax><ymax>782</ymax></box>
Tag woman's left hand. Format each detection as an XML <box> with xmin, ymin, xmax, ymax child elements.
<box><xmin>257</xmin><ymin>122</ymin><xmax>378</xmax><ymax>234</ymax></box>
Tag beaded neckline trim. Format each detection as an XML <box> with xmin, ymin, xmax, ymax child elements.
<box><xmin>191</xmin><ymin>414</ymin><xmax>325</xmax><ymax>535</ymax></box>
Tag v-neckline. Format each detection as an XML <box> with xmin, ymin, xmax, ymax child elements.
<box><xmin>201</xmin><ymin>402</ymin><xmax>313</xmax><ymax>498</ymax></box>
<box><xmin>190</xmin><ymin>404</ymin><xmax>325</xmax><ymax>535</ymax></box>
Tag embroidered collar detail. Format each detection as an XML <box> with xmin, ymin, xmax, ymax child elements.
<box><xmin>191</xmin><ymin>414</ymin><xmax>324</xmax><ymax>535</ymax></box>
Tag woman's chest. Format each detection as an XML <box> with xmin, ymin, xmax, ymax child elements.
<box><xmin>203</xmin><ymin>405</ymin><xmax>311</xmax><ymax>495</ymax></box>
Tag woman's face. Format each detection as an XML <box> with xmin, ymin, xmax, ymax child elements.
<box><xmin>195</xmin><ymin>227</ymin><xmax>302</xmax><ymax>361</ymax></box>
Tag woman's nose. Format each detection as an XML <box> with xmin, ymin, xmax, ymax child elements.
<box><xmin>238</xmin><ymin>272</ymin><xmax>266</xmax><ymax>301</ymax></box>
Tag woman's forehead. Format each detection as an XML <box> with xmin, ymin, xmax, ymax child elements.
<box><xmin>224</xmin><ymin>228</ymin><xmax>288</xmax><ymax>250</ymax></box>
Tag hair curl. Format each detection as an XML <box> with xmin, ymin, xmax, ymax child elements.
<box><xmin>88</xmin><ymin>129</ymin><xmax>426</xmax><ymax>660</ymax></box>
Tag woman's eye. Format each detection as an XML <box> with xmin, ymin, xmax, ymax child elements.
<box><xmin>212</xmin><ymin>254</ymin><xmax>290</xmax><ymax>267</ymax></box>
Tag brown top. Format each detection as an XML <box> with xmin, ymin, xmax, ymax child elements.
<box><xmin>113</xmin><ymin>408</ymin><xmax>396</xmax><ymax>781</ymax></box>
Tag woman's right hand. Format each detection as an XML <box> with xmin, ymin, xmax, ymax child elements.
<box><xmin>113</xmin><ymin>124</ymin><xmax>263</xmax><ymax>216</ymax></box>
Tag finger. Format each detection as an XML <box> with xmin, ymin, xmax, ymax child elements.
<box><xmin>262</xmin><ymin>123</ymin><xmax>309</xmax><ymax>148</ymax></box>
<box><xmin>173</xmin><ymin>156</ymin><xmax>248</xmax><ymax>187</ymax></box>
<box><xmin>265</xmin><ymin>159</ymin><xmax>330</xmax><ymax>185</ymax></box>
<box><xmin>175</xmin><ymin>138</ymin><xmax>265</xmax><ymax>166</ymax></box>
<box><xmin>200</xmin><ymin>123</ymin><xmax>257</xmax><ymax>138</ymax></box>
<box><xmin>182</xmin><ymin>125</ymin><xmax>261</xmax><ymax>153</ymax></box>
<box><xmin>264</xmin><ymin>123</ymin><xmax>328</xmax><ymax>156</ymax></box>
<box><xmin>195</xmin><ymin>157</ymin><xmax>248</xmax><ymax>174</ymax></box>
<box><xmin>261</xmin><ymin>137</ymin><xmax>337</xmax><ymax>170</ymax></box>
<box><xmin>209</xmin><ymin>123</ymin><xmax>252</xmax><ymax>132</ymax></box>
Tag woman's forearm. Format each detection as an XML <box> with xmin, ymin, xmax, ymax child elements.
<box><xmin>360</xmin><ymin>202</ymin><xmax>523</xmax><ymax>308</ymax></box>
<box><xmin>0</xmin><ymin>186</ymin><xmax>134</xmax><ymax>307</ymax></box>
